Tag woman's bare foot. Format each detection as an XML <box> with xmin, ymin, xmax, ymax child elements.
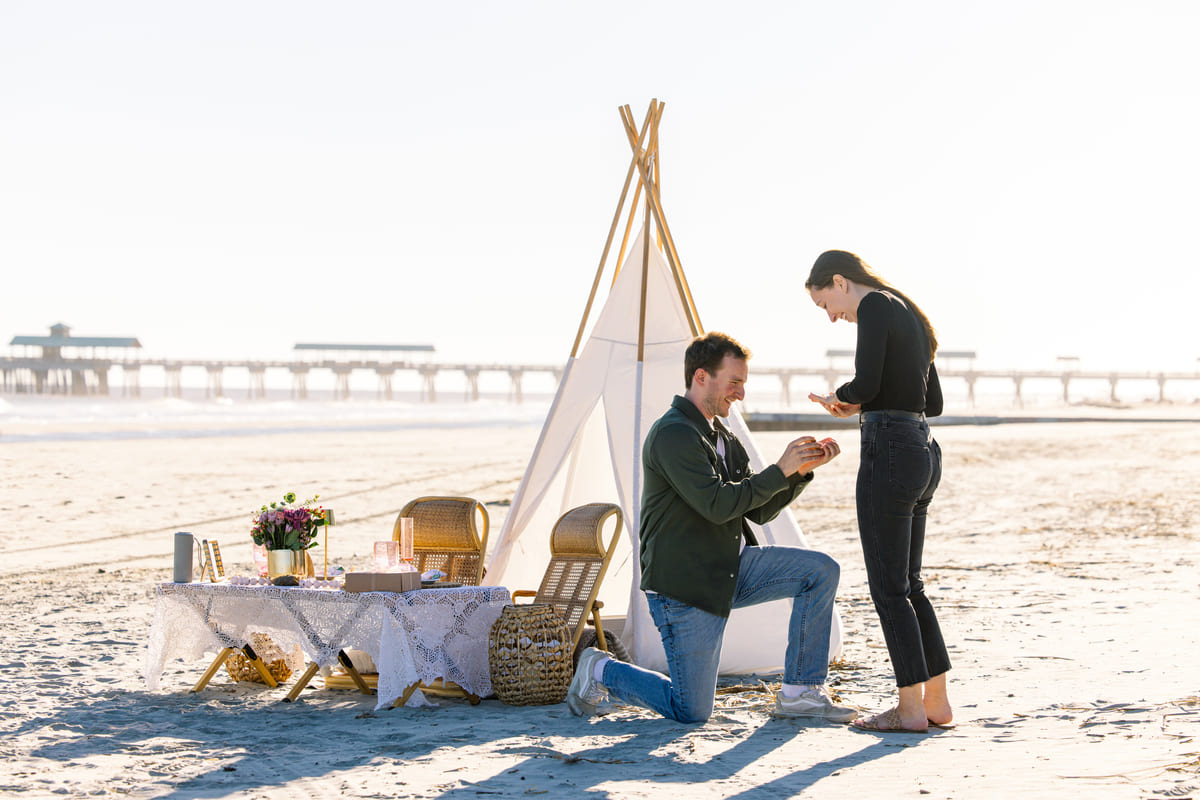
<box><xmin>923</xmin><ymin>672</ymin><xmax>954</xmax><ymax>726</ymax></box>
<box><xmin>850</xmin><ymin>707</ymin><xmax>928</xmax><ymax>733</ymax></box>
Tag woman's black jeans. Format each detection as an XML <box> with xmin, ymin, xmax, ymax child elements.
<box><xmin>856</xmin><ymin>410</ymin><xmax>951</xmax><ymax>688</ymax></box>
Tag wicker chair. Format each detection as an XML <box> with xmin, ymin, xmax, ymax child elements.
<box><xmin>324</xmin><ymin>496</ymin><xmax>490</xmax><ymax>702</ymax></box>
<box><xmin>396</xmin><ymin>496</ymin><xmax>489</xmax><ymax>585</ymax></box>
<box><xmin>511</xmin><ymin>502</ymin><xmax>626</xmax><ymax>663</ymax></box>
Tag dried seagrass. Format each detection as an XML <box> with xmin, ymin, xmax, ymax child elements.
<box><xmin>224</xmin><ymin>632</ymin><xmax>293</xmax><ymax>684</ymax></box>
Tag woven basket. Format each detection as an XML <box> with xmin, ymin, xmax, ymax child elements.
<box><xmin>225</xmin><ymin>633</ymin><xmax>294</xmax><ymax>684</ymax></box>
<box><xmin>487</xmin><ymin>603</ymin><xmax>573</xmax><ymax>706</ymax></box>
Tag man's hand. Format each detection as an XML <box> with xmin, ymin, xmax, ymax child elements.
<box><xmin>776</xmin><ymin>436</ymin><xmax>841</xmax><ymax>476</ymax></box>
<box><xmin>810</xmin><ymin>437</ymin><xmax>841</xmax><ymax>471</ymax></box>
<box><xmin>808</xmin><ymin>392</ymin><xmax>860</xmax><ymax>419</ymax></box>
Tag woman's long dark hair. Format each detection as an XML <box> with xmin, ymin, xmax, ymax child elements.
<box><xmin>805</xmin><ymin>250</ymin><xmax>938</xmax><ymax>359</ymax></box>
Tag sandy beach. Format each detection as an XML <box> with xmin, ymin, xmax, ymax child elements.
<box><xmin>1</xmin><ymin>399</ymin><xmax>1197</xmax><ymax>799</ymax></box>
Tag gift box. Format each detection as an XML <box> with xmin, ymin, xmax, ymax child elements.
<box><xmin>342</xmin><ymin>571</ymin><xmax>421</xmax><ymax>593</ymax></box>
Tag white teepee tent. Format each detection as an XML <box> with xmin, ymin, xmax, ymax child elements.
<box><xmin>486</xmin><ymin>100</ymin><xmax>842</xmax><ymax>673</ymax></box>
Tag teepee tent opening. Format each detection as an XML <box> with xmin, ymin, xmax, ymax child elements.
<box><xmin>487</xmin><ymin>99</ymin><xmax>842</xmax><ymax>673</ymax></box>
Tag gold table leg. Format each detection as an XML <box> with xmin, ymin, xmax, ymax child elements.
<box><xmin>242</xmin><ymin>642</ymin><xmax>278</xmax><ymax>688</ymax></box>
<box><xmin>394</xmin><ymin>682</ymin><xmax>421</xmax><ymax>708</ymax></box>
<box><xmin>191</xmin><ymin>647</ymin><xmax>236</xmax><ymax>692</ymax></box>
<box><xmin>336</xmin><ymin>650</ymin><xmax>373</xmax><ymax>695</ymax></box>
<box><xmin>283</xmin><ymin>662</ymin><xmax>321</xmax><ymax>702</ymax></box>
<box><xmin>283</xmin><ymin>650</ymin><xmax>374</xmax><ymax>702</ymax></box>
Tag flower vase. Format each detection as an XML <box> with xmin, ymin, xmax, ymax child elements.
<box><xmin>267</xmin><ymin>549</ymin><xmax>305</xmax><ymax>580</ymax></box>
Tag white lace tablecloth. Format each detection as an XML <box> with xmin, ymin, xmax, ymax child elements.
<box><xmin>144</xmin><ymin>582</ymin><xmax>511</xmax><ymax>709</ymax></box>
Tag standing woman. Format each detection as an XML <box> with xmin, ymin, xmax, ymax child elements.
<box><xmin>805</xmin><ymin>250</ymin><xmax>952</xmax><ymax>734</ymax></box>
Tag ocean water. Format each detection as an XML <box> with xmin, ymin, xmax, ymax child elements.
<box><xmin>3</xmin><ymin>370</ymin><xmax>1198</xmax><ymax>444</ymax></box>
<box><xmin>0</xmin><ymin>393</ymin><xmax>554</xmax><ymax>443</ymax></box>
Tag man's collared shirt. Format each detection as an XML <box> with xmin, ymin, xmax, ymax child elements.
<box><xmin>638</xmin><ymin>395</ymin><xmax>812</xmax><ymax>617</ymax></box>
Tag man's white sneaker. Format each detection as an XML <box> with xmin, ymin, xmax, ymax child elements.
<box><xmin>773</xmin><ymin>686</ymin><xmax>858</xmax><ymax>723</ymax></box>
<box><xmin>566</xmin><ymin>647</ymin><xmax>609</xmax><ymax>717</ymax></box>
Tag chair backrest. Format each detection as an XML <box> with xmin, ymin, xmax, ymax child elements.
<box><xmin>532</xmin><ymin>502</ymin><xmax>623</xmax><ymax>648</ymax></box>
<box><xmin>395</xmin><ymin>496</ymin><xmax>489</xmax><ymax>585</ymax></box>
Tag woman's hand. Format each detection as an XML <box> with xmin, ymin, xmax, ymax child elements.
<box><xmin>808</xmin><ymin>392</ymin><xmax>861</xmax><ymax>418</ymax></box>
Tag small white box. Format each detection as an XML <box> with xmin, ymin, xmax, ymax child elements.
<box><xmin>342</xmin><ymin>571</ymin><xmax>421</xmax><ymax>593</ymax></box>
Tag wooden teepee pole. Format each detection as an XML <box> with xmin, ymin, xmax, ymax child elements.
<box><xmin>613</xmin><ymin>104</ymin><xmax>651</xmax><ymax>286</ymax></box>
<box><xmin>570</xmin><ymin>102</ymin><xmax>657</xmax><ymax>358</ymax></box>
<box><xmin>619</xmin><ymin>100</ymin><xmax>702</xmax><ymax>336</ymax></box>
<box><xmin>636</xmin><ymin>127</ymin><xmax>655</xmax><ymax>363</ymax></box>
<box><xmin>648</xmin><ymin>104</ymin><xmax>665</xmax><ymax>253</ymax></box>
<box><xmin>614</xmin><ymin>176</ymin><xmax>643</xmax><ymax>287</ymax></box>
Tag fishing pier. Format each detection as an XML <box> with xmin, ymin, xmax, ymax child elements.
<box><xmin>3</xmin><ymin>326</ymin><xmax>1198</xmax><ymax>406</ymax></box>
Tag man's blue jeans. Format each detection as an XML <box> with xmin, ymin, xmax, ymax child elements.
<box><xmin>601</xmin><ymin>545</ymin><xmax>839</xmax><ymax>723</ymax></box>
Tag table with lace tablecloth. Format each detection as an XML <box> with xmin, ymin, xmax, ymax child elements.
<box><xmin>145</xmin><ymin>582</ymin><xmax>511</xmax><ymax>709</ymax></box>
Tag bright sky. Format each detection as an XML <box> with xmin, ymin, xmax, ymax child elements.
<box><xmin>3</xmin><ymin>1</ymin><xmax>1197</xmax><ymax>374</ymax></box>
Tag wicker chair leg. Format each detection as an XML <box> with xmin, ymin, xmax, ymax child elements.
<box><xmin>591</xmin><ymin>610</ymin><xmax>608</xmax><ymax>652</ymax></box>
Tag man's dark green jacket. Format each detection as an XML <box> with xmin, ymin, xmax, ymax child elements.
<box><xmin>639</xmin><ymin>395</ymin><xmax>813</xmax><ymax>617</ymax></box>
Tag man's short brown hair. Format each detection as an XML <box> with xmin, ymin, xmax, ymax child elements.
<box><xmin>684</xmin><ymin>332</ymin><xmax>751</xmax><ymax>389</ymax></box>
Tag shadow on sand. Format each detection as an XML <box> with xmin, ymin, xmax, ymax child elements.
<box><xmin>12</xmin><ymin>674</ymin><xmax>914</xmax><ymax>798</ymax></box>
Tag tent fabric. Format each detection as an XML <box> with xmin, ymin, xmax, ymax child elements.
<box><xmin>487</xmin><ymin>224</ymin><xmax>842</xmax><ymax>674</ymax></box>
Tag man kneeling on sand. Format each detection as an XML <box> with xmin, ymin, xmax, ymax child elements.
<box><xmin>567</xmin><ymin>332</ymin><xmax>856</xmax><ymax>724</ymax></box>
